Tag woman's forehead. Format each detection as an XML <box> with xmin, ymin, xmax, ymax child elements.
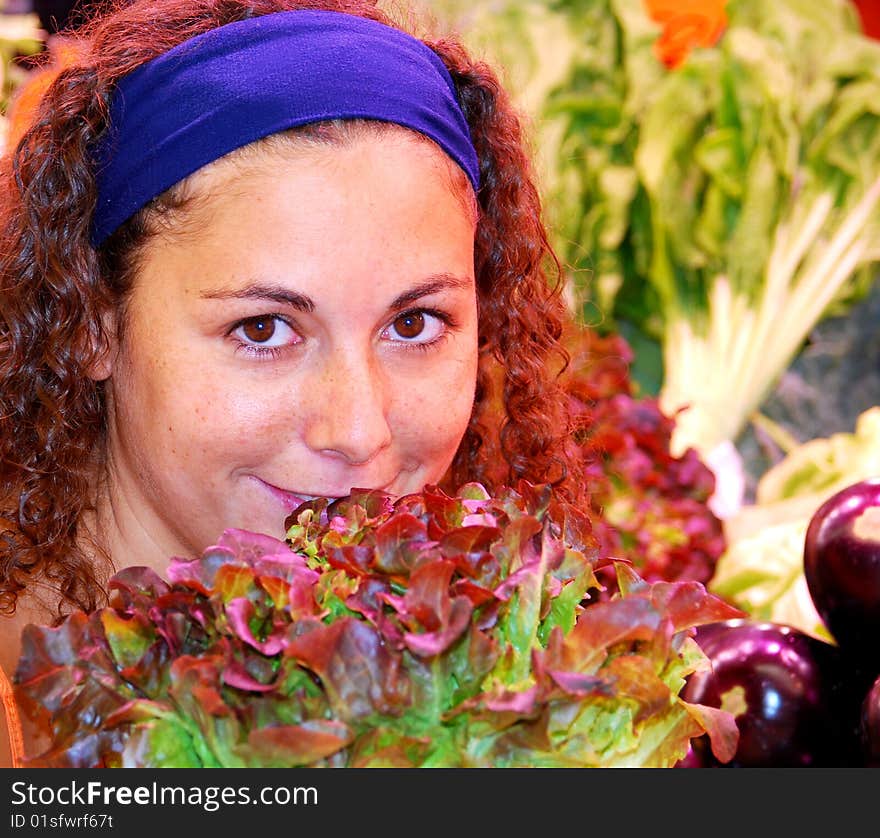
<box><xmin>150</xmin><ymin>126</ymin><xmax>478</xmax><ymax>243</ymax></box>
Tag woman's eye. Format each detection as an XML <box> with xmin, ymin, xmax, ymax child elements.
<box><xmin>232</xmin><ymin>315</ymin><xmax>298</xmax><ymax>349</ymax></box>
<box><xmin>384</xmin><ymin>310</ymin><xmax>446</xmax><ymax>344</ymax></box>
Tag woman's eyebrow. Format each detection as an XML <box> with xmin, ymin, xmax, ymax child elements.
<box><xmin>200</xmin><ymin>283</ymin><xmax>315</xmax><ymax>311</ymax></box>
<box><xmin>388</xmin><ymin>274</ymin><xmax>473</xmax><ymax>312</ymax></box>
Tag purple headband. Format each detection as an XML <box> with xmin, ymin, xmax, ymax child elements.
<box><xmin>89</xmin><ymin>9</ymin><xmax>480</xmax><ymax>247</ymax></box>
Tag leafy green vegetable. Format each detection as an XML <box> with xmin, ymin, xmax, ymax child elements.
<box><xmin>14</xmin><ymin>482</ymin><xmax>740</xmax><ymax>767</ymax></box>
<box><xmin>543</xmin><ymin>0</ymin><xmax>880</xmax><ymax>458</ymax></box>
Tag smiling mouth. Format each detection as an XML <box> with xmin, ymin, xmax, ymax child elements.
<box><xmin>252</xmin><ymin>477</ymin><xmax>397</xmax><ymax>512</ymax></box>
<box><xmin>252</xmin><ymin>478</ymin><xmax>341</xmax><ymax>513</ymax></box>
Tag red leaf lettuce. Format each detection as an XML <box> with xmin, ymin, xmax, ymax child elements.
<box><xmin>13</xmin><ymin>481</ymin><xmax>741</xmax><ymax>767</ymax></box>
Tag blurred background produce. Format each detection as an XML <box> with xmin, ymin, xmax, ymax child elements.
<box><xmin>545</xmin><ymin>0</ymin><xmax>880</xmax><ymax>470</ymax></box>
<box><xmin>0</xmin><ymin>1</ymin><xmax>42</xmax><ymax>153</ymax></box>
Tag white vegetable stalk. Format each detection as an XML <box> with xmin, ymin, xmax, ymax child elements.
<box><xmin>660</xmin><ymin>171</ymin><xmax>880</xmax><ymax>461</ymax></box>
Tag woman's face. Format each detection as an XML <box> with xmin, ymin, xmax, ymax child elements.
<box><xmin>98</xmin><ymin>129</ymin><xmax>479</xmax><ymax>568</ymax></box>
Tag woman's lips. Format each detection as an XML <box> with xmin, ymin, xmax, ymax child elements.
<box><xmin>252</xmin><ymin>478</ymin><xmax>329</xmax><ymax>513</ymax></box>
<box><xmin>252</xmin><ymin>476</ymin><xmax>398</xmax><ymax>512</ymax></box>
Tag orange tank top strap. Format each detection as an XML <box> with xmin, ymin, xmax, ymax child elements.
<box><xmin>0</xmin><ymin>663</ymin><xmax>26</xmax><ymax>768</ymax></box>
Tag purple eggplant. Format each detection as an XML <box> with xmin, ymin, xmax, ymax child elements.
<box><xmin>803</xmin><ymin>478</ymin><xmax>880</xmax><ymax>668</ymax></box>
<box><xmin>679</xmin><ymin>619</ymin><xmax>862</xmax><ymax>767</ymax></box>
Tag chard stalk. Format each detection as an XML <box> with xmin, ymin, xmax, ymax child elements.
<box><xmin>660</xmin><ymin>172</ymin><xmax>880</xmax><ymax>460</ymax></box>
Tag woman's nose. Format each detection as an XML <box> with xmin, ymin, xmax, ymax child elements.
<box><xmin>302</xmin><ymin>351</ymin><xmax>393</xmax><ymax>465</ymax></box>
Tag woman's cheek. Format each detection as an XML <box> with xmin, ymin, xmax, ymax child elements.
<box><xmin>400</xmin><ymin>363</ymin><xmax>475</xmax><ymax>461</ymax></box>
<box><xmin>216</xmin><ymin>388</ymin><xmax>300</xmax><ymax>455</ymax></box>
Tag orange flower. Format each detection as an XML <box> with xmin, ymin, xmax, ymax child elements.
<box><xmin>643</xmin><ymin>0</ymin><xmax>728</xmax><ymax>69</ymax></box>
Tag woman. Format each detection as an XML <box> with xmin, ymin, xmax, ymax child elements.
<box><xmin>0</xmin><ymin>0</ymin><xmax>588</xmax><ymax>766</ymax></box>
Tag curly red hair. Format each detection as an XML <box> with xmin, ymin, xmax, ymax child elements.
<box><xmin>0</xmin><ymin>0</ymin><xmax>588</xmax><ymax>619</ymax></box>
